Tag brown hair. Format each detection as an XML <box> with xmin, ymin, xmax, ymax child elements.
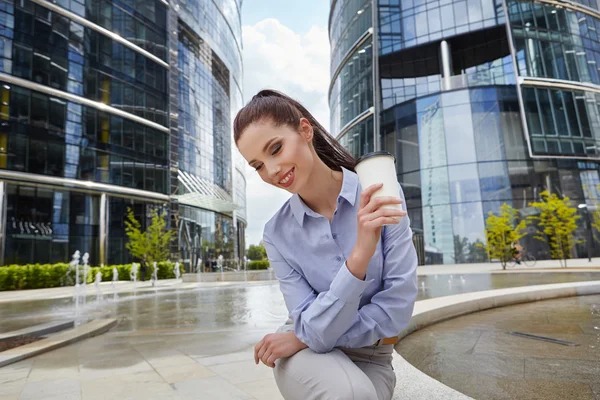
<box><xmin>233</xmin><ymin>89</ymin><xmax>356</xmax><ymax>172</ymax></box>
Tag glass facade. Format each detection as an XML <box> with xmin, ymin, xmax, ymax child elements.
<box><xmin>0</xmin><ymin>0</ymin><xmax>246</xmax><ymax>268</ymax></box>
<box><xmin>330</xmin><ymin>39</ymin><xmax>373</xmax><ymax>137</ymax></box>
<box><xmin>378</xmin><ymin>0</ymin><xmax>505</xmax><ymax>54</ymax></box>
<box><xmin>0</xmin><ymin>83</ymin><xmax>168</xmax><ymax>191</ymax></box>
<box><xmin>381</xmin><ymin>34</ymin><xmax>516</xmax><ymax>108</ymax></box>
<box><xmin>330</xmin><ymin>0</ymin><xmax>600</xmax><ymax>264</ymax></box>
<box><xmin>175</xmin><ymin>0</ymin><xmax>242</xmax><ymax>90</ymax></box>
<box><xmin>382</xmin><ymin>87</ymin><xmax>524</xmax><ymax>263</ymax></box>
<box><xmin>509</xmin><ymin>0</ymin><xmax>600</xmax><ymax>86</ymax></box>
<box><xmin>0</xmin><ymin>1</ymin><xmax>168</xmax><ymax>124</ymax></box>
<box><xmin>178</xmin><ymin>24</ymin><xmax>232</xmax><ymax>192</ymax></box>
<box><xmin>330</xmin><ymin>0</ymin><xmax>372</xmax><ymax>74</ymax></box>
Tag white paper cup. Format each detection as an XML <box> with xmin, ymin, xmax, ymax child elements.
<box><xmin>355</xmin><ymin>151</ymin><xmax>403</xmax><ymax>224</ymax></box>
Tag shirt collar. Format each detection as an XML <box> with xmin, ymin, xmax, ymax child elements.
<box><xmin>289</xmin><ymin>167</ymin><xmax>359</xmax><ymax>227</ymax></box>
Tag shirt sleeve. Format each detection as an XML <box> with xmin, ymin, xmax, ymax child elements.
<box><xmin>264</xmin><ymin>234</ymin><xmax>374</xmax><ymax>354</ymax></box>
<box><xmin>334</xmin><ymin>185</ymin><xmax>418</xmax><ymax>349</ymax></box>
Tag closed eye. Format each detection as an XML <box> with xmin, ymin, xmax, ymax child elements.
<box><xmin>271</xmin><ymin>143</ymin><xmax>282</xmax><ymax>155</ymax></box>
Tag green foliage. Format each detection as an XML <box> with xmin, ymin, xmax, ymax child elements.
<box><xmin>591</xmin><ymin>207</ymin><xmax>600</xmax><ymax>243</ymax></box>
<box><xmin>247</xmin><ymin>260</ymin><xmax>270</xmax><ymax>270</ymax></box>
<box><xmin>468</xmin><ymin>239</ymin><xmax>488</xmax><ymax>263</ymax></box>
<box><xmin>247</xmin><ymin>244</ymin><xmax>267</xmax><ymax>261</ymax></box>
<box><xmin>125</xmin><ymin>207</ymin><xmax>173</xmax><ymax>269</ymax></box>
<box><xmin>0</xmin><ymin>262</ymin><xmax>184</xmax><ymax>291</ymax></box>
<box><xmin>483</xmin><ymin>203</ymin><xmax>528</xmax><ymax>269</ymax></box>
<box><xmin>453</xmin><ymin>236</ymin><xmax>487</xmax><ymax>264</ymax></box>
<box><xmin>527</xmin><ymin>191</ymin><xmax>580</xmax><ymax>267</ymax></box>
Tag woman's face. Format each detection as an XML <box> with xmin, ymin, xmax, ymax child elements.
<box><xmin>237</xmin><ymin>118</ymin><xmax>315</xmax><ymax>194</ymax></box>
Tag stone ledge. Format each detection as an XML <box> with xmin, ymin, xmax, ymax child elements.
<box><xmin>0</xmin><ymin>320</ymin><xmax>74</xmax><ymax>342</ymax></box>
<box><xmin>0</xmin><ymin>318</ymin><xmax>117</xmax><ymax>368</ymax></box>
<box><xmin>392</xmin><ymin>280</ymin><xmax>600</xmax><ymax>400</ymax></box>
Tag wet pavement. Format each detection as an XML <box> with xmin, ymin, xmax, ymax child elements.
<box><xmin>2</xmin><ymin>271</ymin><xmax>600</xmax><ymax>336</ymax></box>
<box><xmin>0</xmin><ymin>271</ymin><xmax>599</xmax><ymax>399</ymax></box>
<box><xmin>397</xmin><ymin>295</ymin><xmax>600</xmax><ymax>400</ymax></box>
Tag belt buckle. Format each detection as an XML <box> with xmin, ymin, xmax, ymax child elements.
<box><xmin>374</xmin><ymin>339</ymin><xmax>382</xmax><ymax>346</ymax></box>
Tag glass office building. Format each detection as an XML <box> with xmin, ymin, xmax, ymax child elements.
<box><xmin>330</xmin><ymin>0</ymin><xmax>600</xmax><ymax>264</ymax></box>
<box><xmin>0</xmin><ymin>0</ymin><xmax>246</xmax><ymax>270</ymax></box>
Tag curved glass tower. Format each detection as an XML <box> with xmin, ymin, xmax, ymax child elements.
<box><xmin>330</xmin><ymin>0</ymin><xmax>600</xmax><ymax>264</ymax></box>
<box><xmin>0</xmin><ymin>0</ymin><xmax>246</xmax><ymax>270</ymax></box>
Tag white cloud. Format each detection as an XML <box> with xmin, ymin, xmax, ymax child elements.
<box><xmin>241</xmin><ymin>18</ymin><xmax>330</xmax><ymax>246</ymax></box>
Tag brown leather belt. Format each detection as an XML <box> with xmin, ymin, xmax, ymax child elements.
<box><xmin>374</xmin><ymin>336</ymin><xmax>399</xmax><ymax>346</ymax></box>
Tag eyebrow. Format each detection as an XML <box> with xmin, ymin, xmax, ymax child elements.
<box><xmin>248</xmin><ymin>137</ymin><xmax>278</xmax><ymax>165</ymax></box>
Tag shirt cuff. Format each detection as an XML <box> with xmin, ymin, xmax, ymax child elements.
<box><xmin>329</xmin><ymin>262</ymin><xmax>374</xmax><ymax>304</ymax></box>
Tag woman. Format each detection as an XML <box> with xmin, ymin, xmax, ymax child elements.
<box><xmin>234</xmin><ymin>90</ymin><xmax>418</xmax><ymax>400</ymax></box>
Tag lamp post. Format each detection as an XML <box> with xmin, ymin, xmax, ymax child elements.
<box><xmin>578</xmin><ymin>204</ymin><xmax>593</xmax><ymax>262</ymax></box>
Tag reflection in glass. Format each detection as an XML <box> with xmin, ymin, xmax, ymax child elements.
<box><xmin>444</xmin><ymin>103</ymin><xmax>476</xmax><ymax>165</ymax></box>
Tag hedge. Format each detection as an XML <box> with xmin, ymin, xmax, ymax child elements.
<box><xmin>0</xmin><ymin>262</ymin><xmax>184</xmax><ymax>291</ymax></box>
<box><xmin>247</xmin><ymin>260</ymin><xmax>270</xmax><ymax>270</ymax></box>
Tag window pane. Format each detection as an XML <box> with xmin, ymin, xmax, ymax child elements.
<box><xmin>444</xmin><ymin>104</ymin><xmax>477</xmax><ymax>164</ymax></box>
<box><xmin>551</xmin><ymin>90</ymin><xmax>569</xmax><ymax>136</ymax></box>
<box><xmin>537</xmin><ymin>89</ymin><xmax>556</xmax><ymax>136</ymax></box>
<box><xmin>448</xmin><ymin>163</ymin><xmax>481</xmax><ymax>203</ymax></box>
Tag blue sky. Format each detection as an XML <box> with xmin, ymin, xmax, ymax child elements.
<box><xmin>240</xmin><ymin>0</ymin><xmax>332</xmax><ymax>246</ymax></box>
<box><xmin>241</xmin><ymin>0</ymin><xmax>330</xmax><ymax>33</ymax></box>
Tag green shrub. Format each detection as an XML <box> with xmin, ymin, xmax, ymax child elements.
<box><xmin>0</xmin><ymin>261</ymin><xmax>184</xmax><ymax>291</ymax></box>
<box><xmin>247</xmin><ymin>260</ymin><xmax>270</xmax><ymax>270</ymax></box>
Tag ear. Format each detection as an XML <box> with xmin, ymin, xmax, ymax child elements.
<box><xmin>298</xmin><ymin>118</ymin><xmax>313</xmax><ymax>142</ymax></box>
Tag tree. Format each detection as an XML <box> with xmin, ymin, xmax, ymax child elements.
<box><xmin>591</xmin><ymin>207</ymin><xmax>600</xmax><ymax>243</ymax></box>
<box><xmin>527</xmin><ymin>191</ymin><xmax>580</xmax><ymax>268</ymax></box>
<box><xmin>469</xmin><ymin>239</ymin><xmax>488</xmax><ymax>263</ymax></box>
<box><xmin>453</xmin><ymin>235</ymin><xmax>470</xmax><ymax>264</ymax></box>
<box><xmin>125</xmin><ymin>207</ymin><xmax>173</xmax><ymax>275</ymax></box>
<box><xmin>247</xmin><ymin>244</ymin><xmax>267</xmax><ymax>261</ymax></box>
<box><xmin>483</xmin><ymin>203</ymin><xmax>528</xmax><ymax>269</ymax></box>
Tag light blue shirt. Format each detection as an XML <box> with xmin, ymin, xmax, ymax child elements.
<box><xmin>263</xmin><ymin>167</ymin><xmax>418</xmax><ymax>353</ymax></box>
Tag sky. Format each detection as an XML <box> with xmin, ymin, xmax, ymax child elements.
<box><xmin>241</xmin><ymin>0</ymin><xmax>331</xmax><ymax>246</ymax></box>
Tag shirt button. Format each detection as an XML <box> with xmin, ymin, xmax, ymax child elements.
<box><xmin>336</xmin><ymin>256</ymin><xmax>342</xmax><ymax>262</ymax></box>
<box><xmin>332</xmin><ymin>234</ymin><xmax>338</xmax><ymax>239</ymax></box>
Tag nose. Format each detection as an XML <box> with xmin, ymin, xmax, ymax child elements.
<box><xmin>265</xmin><ymin>161</ymin><xmax>281</xmax><ymax>181</ymax></box>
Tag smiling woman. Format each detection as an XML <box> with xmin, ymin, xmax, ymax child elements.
<box><xmin>233</xmin><ymin>90</ymin><xmax>418</xmax><ymax>400</ymax></box>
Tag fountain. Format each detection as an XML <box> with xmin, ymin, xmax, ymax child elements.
<box><xmin>82</xmin><ymin>253</ymin><xmax>90</xmax><ymax>289</ymax></box>
<box><xmin>70</xmin><ymin>250</ymin><xmax>81</xmax><ymax>287</ymax></box>
<box><xmin>94</xmin><ymin>271</ymin><xmax>103</xmax><ymax>300</ymax></box>
<box><xmin>174</xmin><ymin>262</ymin><xmax>181</xmax><ymax>279</ymax></box>
<box><xmin>130</xmin><ymin>262</ymin><xmax>138</xmax><ymax>283</ymax></box>
<box><xmin>151</xmin><ymin>262</ymin><xmax>158</xmax><ymax>287</ymax></box>
<box><xmin>112</xmin><ymin>267</ymin><xmax>118</xmax><ymax>287</ymax></box>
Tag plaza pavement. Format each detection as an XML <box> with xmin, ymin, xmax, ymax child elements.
<box><xmin>1</xmin><ymin>260</ymin><xmax>600</xmax><ymax>400</ymax></box>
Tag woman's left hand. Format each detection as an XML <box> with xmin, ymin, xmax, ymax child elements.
<box><xmin>254</xmin><ymin>332</ymin><xmax>307</xmax><ymax>368</ymax></box>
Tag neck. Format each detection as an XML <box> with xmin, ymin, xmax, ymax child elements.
<box><xmin>298</xmin><ymin>157</ymin><xmax>343</xmax><ymax>219</ymax></box>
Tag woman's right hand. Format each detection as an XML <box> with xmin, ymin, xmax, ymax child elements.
<box><xmin>347</xmin><ymin>183</ymin><xmax>405</xmax><ymax>279</ymax></box>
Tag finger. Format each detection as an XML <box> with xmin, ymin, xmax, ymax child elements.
<box><xmin>365</xmin><ymin>216</ymin><xmax>404</xmax><ymax>229</ymax></box>
<box><xmin>261</xmin><ymin>348</ymin><xmax>273</xmax><ymax>367</ymax></box>
<box><xmin>365</xmin><ymin>207</ymin><xmax>406</xmax><ymax>222</ymax></box>
<box><xmin>364</xmin><ymin>196</ymin><xmax>403</xmax><ymax>214</ymax></box>
<box><xmin>257</xmin><ymin>343</ymin><xmax>269</xmax><ymax>364</ymax></box>
<box><xmin>359</xmin><ymin>183</ymin><xmax>383</xmax><ymax>209</ymax></box>
<box><xmin>266</xmin><ymin>353</ymin><xmax>278</xmax><ymax>368</ymax></box>
<box><xmin>254</xmin><ymin>340</ymin><xmax>264</xmax><ymax>365</ymax></box>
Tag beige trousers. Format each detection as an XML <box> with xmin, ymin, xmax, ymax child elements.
<box><xmin>273</xmin><ymin>324</ymin><xmax>396</xmax><ymax>400</ymax></box>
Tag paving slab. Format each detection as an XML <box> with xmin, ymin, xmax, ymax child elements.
<box><xmin>0</xmin><ymin>319</ymin><xmax>117</xmax><ymax>368</ymax></box>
